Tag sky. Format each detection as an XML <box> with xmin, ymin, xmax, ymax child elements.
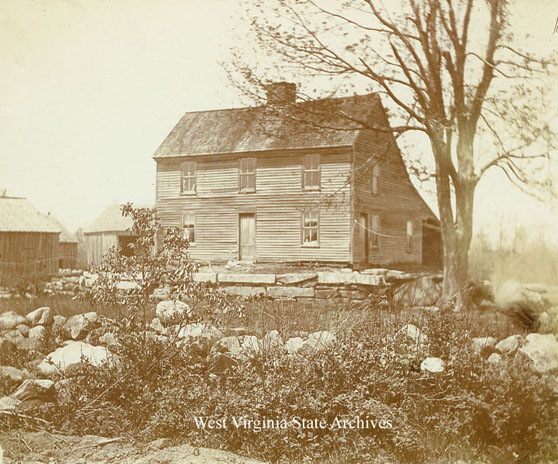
<box><xmin>0</xmin><ymin>0</ymin><xmax>557</xmax><ymax>242</ymax></box>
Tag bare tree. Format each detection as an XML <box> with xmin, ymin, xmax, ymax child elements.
<box><xmin>228</xmin><ymin>0</ymin><xmax>556</xmax><ymax>304</ymax></box>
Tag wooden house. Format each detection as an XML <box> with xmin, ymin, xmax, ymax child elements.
<box><xmin>0</xmin><ymin>197</ymin><xmax>61</xmax><ymax>285</ymax></box>
<box><xmin>84</xmin><ymin>205</ymin><xmax>139</xmax><ymax>267</ymax></box>
<box><xmin>153</xmin><ymin>85</ymin><xmax>441</xmax><ymax>268</ymax></box>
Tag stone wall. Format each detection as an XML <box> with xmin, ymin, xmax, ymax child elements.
<box><xmin>3</xmin><ymin>267</ymin><xmax>432</xmax><ymax>303</ymax></box>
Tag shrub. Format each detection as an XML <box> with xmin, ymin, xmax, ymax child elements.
<box><xmin>43</xmin><ymin>305</ymin><xmax>558</xmax><ymax>464</ymax></box>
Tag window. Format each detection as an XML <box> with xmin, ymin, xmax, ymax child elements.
<box><xmin>371</xmin><ymin>215</ymin><xmax>380</xmax><ymax>249</ymax></box>
<box><xmin>406</xmin><ymin>220</ymin><xmax>413</xmax><ymax>253</ymax></box>
<box><xmin>181</xmin><ymin>161</ymin><xmax>196</xmax><ymax>194</ymax></box>
<box><xmin>302</xmin><ymin>210</ymin><xmax>319</xmax><ymax>246</ymax></box>
<box><xmin>372</xmin><ymin>164</ymin><xmax>380</xmax><ymax>194</ymax></box>
<box><xmin>303</xmin><ymin>154</ymin><xmax>320</xmax><ymax>189</ymax></box>
<box><xmin>182</xmin><ymin>212</ymin><xmax>195</xmax><ymax>244</ymax></box>
<box><xmin>240</xmin><ymin>158</ymin><xmax>256</xmax><ymax>192</ymax></box>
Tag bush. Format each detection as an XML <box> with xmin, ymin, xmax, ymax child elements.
<box><xmin>41</xmin><ymin>305</ymin><xmax>558</xmax><ymax>464</ymax></box>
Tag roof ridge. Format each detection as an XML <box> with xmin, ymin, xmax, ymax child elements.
<box><xmin>177</xmin><ymin>92</ymin><xmax>378</xmax><ymax>116</ymax></box>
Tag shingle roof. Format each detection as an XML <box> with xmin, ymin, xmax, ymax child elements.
<box><xmin>154</xmin><ymin>93</ymin><xmax>382</xmax><ymax>158</ymax></box>
<box><xmin>0</xmin><ymin>197</ymin><xmax>62</xmax><ymax>233</ymax></box>
<box><xmin>84</xmin><ymin>204</ymin><xmax>153</xmax><ymax>234</ymax></box>
<box><xmin>48</xmin><ymin>216</ymin><xmax>77</xmax><ymax>243</ymax></box>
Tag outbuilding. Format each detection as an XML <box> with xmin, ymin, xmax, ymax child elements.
<box><xmin>0</xmin><ymin>197</ymin><xmax>61</xmax><ymax>285</ymax></box>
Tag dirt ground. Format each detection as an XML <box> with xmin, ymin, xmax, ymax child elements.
<box><xmin>0</xmin><ymin>430</ymin><xmax>265</xmax><ymax>464</ymax></box>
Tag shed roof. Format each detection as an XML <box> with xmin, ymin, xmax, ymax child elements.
<box><xmin>48</xmin><ymin>216</ymin><xmax>77</xmax><ymax>243</ymax></box>
<box><xmin>84</xmin><ymin>204</ymin><xmax>154</xmax><ymax>234</ymax></box>
<box><xmin>0</xmin><ymin>197</ymin><xmax>62</xmax><ymax>233</ymax></box>
<box><xmin>154</xmin><ymin>93</ymin><xmax>382</xmax><ymax>159</ymax></box>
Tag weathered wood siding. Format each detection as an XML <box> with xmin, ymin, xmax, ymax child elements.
<box><xmin>59</xmin><ymin>242</ymin><xmax>78</xmax><ymax>269</ymax></box>
<box><xmin>156</xmin><ymin>148</ymin><xmax>352</xmax><ymax>263</ymax></box>
<box><xmin>84</xmin><ymin>232</ymin><xmax>137</xmax><ymax>268</ymax></box>
<box><xmin>352</xmin><ymin>112</ymin><xmax>437</xmax><ymax>266</ymax></box>
<box><xmin>0</xmin><ymin>232</ymin><xmax>59</xmax><ymax>285</ymax></box>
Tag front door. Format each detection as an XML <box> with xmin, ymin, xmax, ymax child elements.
<box><xmin>359</xmin><ymin>213</ymin><xmax>369</xmax><ymax>264</ymax></box>
<box><xmin>239</xmin><ymin>213</ymin><xmax>256</xmax><ymax>262</ymax></box>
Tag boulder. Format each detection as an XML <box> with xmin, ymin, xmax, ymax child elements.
<box><xmin>208</xmin><ymin>353</ymin><xmax>238</xmax><ymax>375</ymax></box>
<box><xmin>488</xmin><ymin>353</ymin><xmax>502</xmax><ymax>364</ymax></box>
<box><xmin>15</xmin><ymin>337</ymin><xmax>42</xmax><ymax>352</ymax></box>
<box><xmin>213</xmin><ymin>336</ymin><xmax>242</xmax><ymax>355</ymax></box>
<box><xmin>495</xmin><ymin>335</ymin><xmax>523</xmax><ymax>355</ymax></box>
<box><xmin>176</xmin><ymin>323</ymin><xmax>205</xmax><ymax>340</ymax></box>
<box><xmin>149</xmin><ymin>318</ymin><xmax>166</xmax><ymax>334</ymax></box>
<box><xmin>472</xmin><ymin>337</ymin><xmax>497</xmax><ymax>355</ymax></box>
<box><xmin>1</xmin><ymin>329</ymin><xmax>23</xmax><ymax>342</ymax></box>
<box><xmin>12</xmin><ymin>379</ymin><xmax>55</xmax><ymax>401</ymax></box>
<box><xmin>0</xmin><ymin>366</ymin><xmax>28</xmax><ymax>382</ymax></box>
<box><xmin>156</xmin><ymin>300</ymin><xmax>191</xmax><ymax>323</ymax></box>
<box><xmin>240</xmin><ymin>335</ymin><xmax>260</xmax><ymax>356</ymax></box>
<box><xmin>0</xmin><ymin>338</ymin><xmax>16</xmax><ymax>352</ymax></box>
<box><xmin>37</xmin><ymin>341</ymin><xmax>115</xmax><ymax>377</ymax></box>
<box><xmin>401</xmin><ymin>324</ymin><xmax>428</xmax><ymax>345</ymax></box>
<box><xmin>0</xmin><ymin>311</ymin><xmax>27</xmax><ymax>330</ymax></box>
<box><xmin>98</xmin><ymin>332</ymin><xmax>118</xmax><ymax>349</ymax></box>
<box><xmin>16</xmin><ymin>324</ymin><xmax>30</xmax><ymax>337</ymax></box>
<box><xmin>308</xmin><ymin>331</ymin><xmax>336</xmax><ymax>348</ymax></box>
<box><xmin>26</xmin><ymin>307</ymin><xmax>54</xmax><ymax>326</ymax></box>
<box><xmin>299</xmin><ymin>331</ymin><xmax>336</xmax><ymax>355</ymax></box>
<box><xmin>190</xmin><ymin>328</ymin><xmax>224</xmax><ymax>356</ymax></box>
<box><xmin>392</xmin><ymin>276</ymin><xmax>442</xmax><ymax>307</ymax></box>
<box><xmin>285</xmin><ymin>337</ymin><xmax>304</xmax><ymax>354</ymax></box>
<box><xmin>495</xmin><ymin>281</ymin><xmax>550</xmax><ymax>328</ymax></box>
<box><xmin>420</xmin><ymin>357</ymin><xmax>445</xmax><ymax>373</ymax></box>
<box><xmin>0</xmin><ymin>396</ymin><xmax>21</xmax><ymax>412</ymax></box>
<box><xmin>65</xmin><ymin>312</ymin><xmax>99</xmax><ymax>340</ymax></box>
<box><xmin>28</xmin><ymin>325</ymin><xmax>47</xmax><ymax>340</ymax></box>
<box><xmin>519</xmin><ymin>333</ymin><xmax>558</xmax><ymax>374</ymax></box>
<box><xmin>52</xmin><ymin>315</ymin><xmax>67</xmax><ymax>333</ymax></box>
<box><xmin>260</xmin><ymin>330</ymin><xmax>284</xmax><ymax>350</ymax></box>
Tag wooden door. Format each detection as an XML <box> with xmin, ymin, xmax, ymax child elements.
<box><xmin>239</xmin><ymin>214</ymin><xmax>256</xmax><ymax>262</ymax></box>
<box><xmin>359</xmin><ymin>213</ymin><xmax>369</xmax><ymax>264</ymax></box>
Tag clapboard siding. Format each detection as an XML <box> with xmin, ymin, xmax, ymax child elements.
<box><xmin>352</xmin><ymin>119</ymin><xmax>436</xmax><ymax>265</ymax></box>
<box><xmin>0</xmin><ymin>232</ymin><xmax>59</xmax><ymax>285</ymax></box>
<box><xmin>156</xmin><ymin>148</ymin><xmax>352</xmax><ymax>263</ymax></box>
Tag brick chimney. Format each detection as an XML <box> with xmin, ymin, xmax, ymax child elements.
<box><xmin>266</xmin><ymin>82</ymin><xmax>297</xmax><ymax>105</ymax></box>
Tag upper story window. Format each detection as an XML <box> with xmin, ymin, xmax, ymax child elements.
<box><xmin>181</xmin><ymin>161</ymin><xmax>197</xmax><ymax>194</ymax></box>
<box><xmin>302</xmin><ymin>210</ymin><xmax>319</xmax><ymax>246</ymax></box>
<box><xmin>240</xmin><ymin>158</ymin><xmax>256</xmax><ymax>192</ymax></box>
<box><xmin>182</xmin><ymin>212</ymin><xmax>196</xmax><ymax>245</ymax></box>
<box><xmin>406</xmin><ymin>219</ymin><xmax>413</xmax><ymax>253</ymax></box>
<box><xmin>303</xmin><ymin>154</ymin><xmax>321</xmax><ymax>190</ymax></box>
<box><xmin>371</xmin><ymin>215</ymin><xmax>381</xmax><ymax>249</ymax></box>
<box><xmin>372</xmin><ymin>164</ymin><xmax>380</xmax><ymax>194</ymax></box>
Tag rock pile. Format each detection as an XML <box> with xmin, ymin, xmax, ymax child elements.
<box><xmin>0</xmin><ymin>301</ymin><xmax>339</xmax><ymax>414</ymax></box>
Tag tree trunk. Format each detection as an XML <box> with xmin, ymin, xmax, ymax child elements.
<box><xmin>432</xmin><ymin>136</ymin><xmax>476</xmax><ymax>309</ymax></box>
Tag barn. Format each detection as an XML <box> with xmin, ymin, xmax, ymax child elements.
<box><xmin>0</xmin><ymin>197</ymin><xmax>61</xmax><ymax>285</ymax></box>
<box><xmin>154</xmin><ymin>84</ymin><xmax>442</xmax><ymax>268</ymax></box>
<box><xmin>84</xmin><ymin>204</ymin><xmax>152</xmax><ymax>267</ymax></box>
<box><xmin>59</xmin><ymin>229</ymin><xmax>79</xmax><ymax>270</ymax></box>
